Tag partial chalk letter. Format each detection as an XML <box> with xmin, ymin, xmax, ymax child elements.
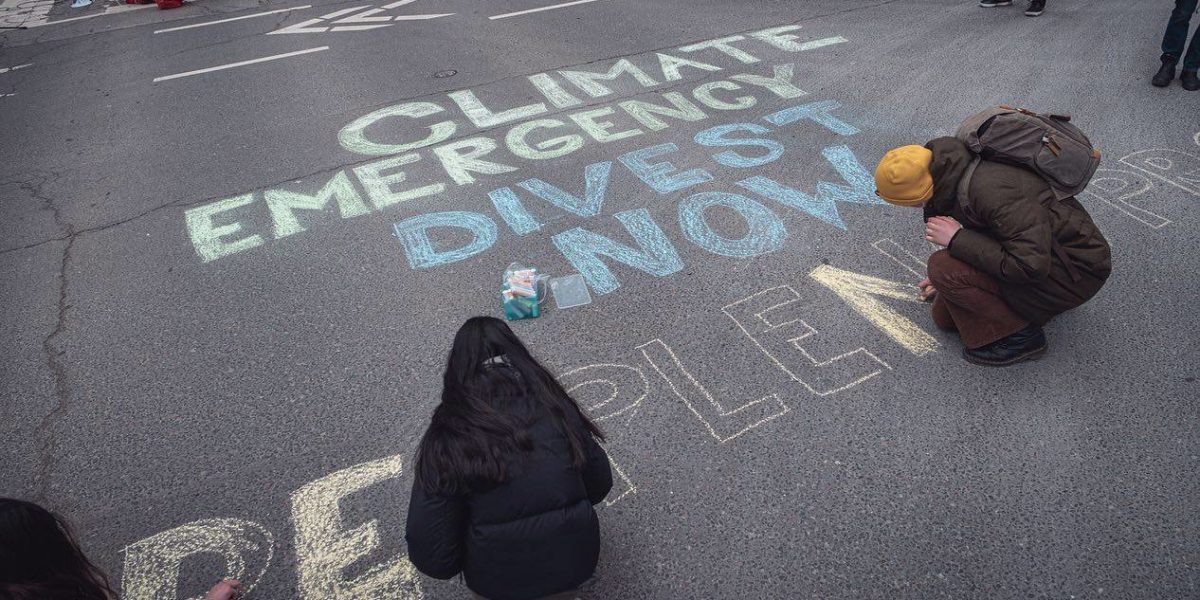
<box><xmin>339</xmin><ymin>102</ymin><xmax>457</xmax><ymax>156</ymax></box>
<box><xmin>560</xmin><ymin>363</ymin><xmax>649</xmax><ymax>422</ymax></box>
<box><xmin>552</xmin><ymin>209</ymin><xmax>683</xmax><ymax>295</ymax></box>
<box><xmin>121</xmin><ymin>518</ymin><xmax>273</xmax><ymax>600</ymax></box>
<box><xmin>638</xmin><ymin>339</ymin><xmax>788</xmax><ymax>443</ymax></box>
<box><xmin>809</xmin><ymin>264</ymin><xmax>938</xmax><ymax>356</ymax></box>
<box><xmin>185</xmin><ymin>194</ymin><xmax>264</xmax><ymax>263</ymax></box>
<box><xmin>394</xmin><ymin>212</ymin><xmax>497</xmax><ymax>269</ymax></box>
<box><xmin>723</xmin><ymin>285</ymin><xmax>889</xmax><ymax>397</ymax></box>
<box><xmin>1082</xmin><ymin>168</ymin><xmax>1170</xmax><ymax>229</ymax></box>
<box><xmin>291</xmin><ymin>455</ymin><xmax>423</xmax><ymax>600</ymax></box>
<box><xmin>1119</xmin><ymin>148</ymin><xmax>1200</xmax><ymax>198</ymax></box>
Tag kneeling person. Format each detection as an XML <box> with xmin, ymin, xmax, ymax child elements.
<box><xmin>874</xmin><ymin>139</ymin><xmax>1112</xmax><ymax>366</ymax></box>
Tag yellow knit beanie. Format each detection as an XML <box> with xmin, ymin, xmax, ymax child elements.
<box><xmin>874</xmin><ymin>145</ymin><xmax>934</xmax><ymax>207</ymax></box>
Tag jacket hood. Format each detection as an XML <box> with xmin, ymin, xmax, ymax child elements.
<box><xmin>923</xmin><ymin>137</ymin><xmax>973</xmax><ymax>219</ymax></box>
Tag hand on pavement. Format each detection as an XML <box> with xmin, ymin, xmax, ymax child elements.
<box><xmin>918</xmin><ymin>277</ymin><xmax>937</xmax><ymax>301</ymax></box>
<box><xmin>205</xmin><ymin>580</ymin><xmax>241</xmax><ymax>600</ymax></box>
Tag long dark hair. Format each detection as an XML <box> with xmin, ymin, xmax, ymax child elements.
<box><xmin>415</xmin><ymin>316</ymin><xmax>605</xmax><ymax>495</ymax></box>
<box><xmin>0</xmin><ymin>498</ymin><xmax>117</xmax><ymax>600</ymax></box>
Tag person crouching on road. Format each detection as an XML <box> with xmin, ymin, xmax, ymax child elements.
<box><xmin>873</xmin><ymin>140</ymin><xmax>1112</xmax><ymax>366</ymax></box>
<box><xmin>405</xmin><ymin>316</ymin><xmax>612</xmax><ymax>600</ymax></box>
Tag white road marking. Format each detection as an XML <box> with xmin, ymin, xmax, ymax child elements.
<box><xmin>797</xmin><ymin>36</ymin><xmax>848</xmax><ymax>51</ymax></box>
<box><xmin>329</xmin><ymin>24</ymin><xmax>391</xmax><ymax>31</ymax></box>
<box><xmin>152</xmin><ymin>46</ymin><xmax>328</xmax><ymax>83</ymax></box>
<box><xmin>268</xmin><ymin>3</ymin><xmax>452</xmax><ymax>34</ymax></box>
<box><xmin>320</xmin><ymin>5</ymin><xmax>371</xmax><ymax>19</ymax></box>
<box><xmin>389</xmin><ymin>12</ymin><xmax>452</xmax><ymax>19</ymax></box>
<box><xmin>154</xmin><ymin>5</ymin><xmax>312</xmax><ymax>34</ymax></box>
<box><xmin>0</xmin><ymin>63</ymin><xmax>33</xmax><ymax>75</ymax></box>
<box><xmin>489</xmin><ymin>0</ymin><xmax>605</xmax><ymax>20</ymax></box>
<box><xmin>266</xmin><ymin>17</ymin><xmax>327</xmax><ymax>34</ymax></box>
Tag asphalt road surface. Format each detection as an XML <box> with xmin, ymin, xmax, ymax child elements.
<box><xmin>2</xmin><ymin>1</ymin><xmax>1199</xmax><ymax>598</ymax></box>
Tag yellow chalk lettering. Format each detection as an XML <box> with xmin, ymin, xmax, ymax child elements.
<box><xmin>809</xmin><ymin>264</ymin><xmax>939</xmax><ymax>356</ymax></box>
<box><xmin>291</xmin><ymin>455</ymin><xmax>423</xmax><ymax>600</ymax></box>
<box><xmin>121</xmin><ymin>518</ymin><xmax>274</xmax><ymax>600</ymax></box>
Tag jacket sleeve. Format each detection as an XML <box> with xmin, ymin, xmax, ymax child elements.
<box><xmin>581</xmin><ymin>434</ymin><xmax>613</xmax><ymax>505</ymax></box>
<box><xmin>404</xmin><ymin>481</ymin><xmax>467</xmax><ymax>580</ymax></box>
<box><xmin>948</xmin><ymin>181</ymin><xmax>1053</xmax><ymax>284</ymax></box>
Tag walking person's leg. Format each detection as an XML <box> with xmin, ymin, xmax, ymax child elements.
<box><xmin>1155</xmin><ymin>0</ymin><xmax>1199</xmax><ymax>86</ymax></box>
<box><xmin>1181</xmin><ymin>1</ymin><xmax>1200</xmax><ymax>90</ymax></box>
<box><xmin>1025</xmin><ymin>0</ymin><xmax>1046</xmax><ymax>17</ymax></box>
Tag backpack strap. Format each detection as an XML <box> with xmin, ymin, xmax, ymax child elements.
<box><xmin>956</xmin><ymin>155</ymin><xmax>981</xmax><ymax>209</ymax></box>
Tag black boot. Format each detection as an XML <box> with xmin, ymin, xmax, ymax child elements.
<box><xmin>963</xmin><ymin>325</ymin><xmax>1047</xmax><ymax>366</ymax></box>
<box><xmin>1183</xmin><ymin>69</ymin><xmax>1200</xmax><ymax>91</ymax></box>
<box><xmin>1153</xmin><ymin>60</ymin><xmax>1177</xmax><ymax>87</ymax></box>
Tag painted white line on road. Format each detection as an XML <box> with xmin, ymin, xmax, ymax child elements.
<box><xmin>380</xmin><ymin>0</ymin><xmax>417</xmax><ymax>7</ymax></box>
<box><xmin>329</xmin><ymin>24</ymin><xmax>391</xmax><ymax>31</ymax></box>
<box><xmin>152</xmin><ymin>46</ymin><xmax>328</xmax><ymax>83</ymax></box>
<box><xmin>0</xmin><ymin>63</ymin><xmax>33</xmax><ymax>75</ymax></box>
<box><xmin>798</xmin><ymin>36</ymin><xmax>848</xmax><ymax>51</ymax></box>
<box><xmin>489</xmin><ymin>0</ymin><xmax>605</xmax><ymax>20</ymax></box>
<box><xmin>154</xmin><ymin>5</ymin><xmax>312</xmax><ymax>34</ymax></box>
<box><xmin>390</xmin><ymin>12</ymin><xmax>452</xmax><ymax>20</ymax></box>
<box><xmin>320</xmin><ymin>5</ymin><xmax>370</xmax><ymax>19</ymax></box>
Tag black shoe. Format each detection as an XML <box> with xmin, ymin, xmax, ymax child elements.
<box><xmin>1025</xmin><ymin>0</ymin><xmax>1045</xmax><ymax>15</ymax></box>
<box><xmin>1153</xmin><ymin>61</ymin><xmax>1177</xmax><ymax>87</ymax></box>
<box><xmin>979</xmin><ymin>0</ymin><xmax>1013</xmax><ymax>6</ymax></box>
<box><xmin>963</xmin><ymin>325</ymin><xmax>1047</xmax><ymax>366</ymax></box>
<box><xmin>1183</xmin><ymin>69</ymin><xmax>1200</xmax><ymax>91</ymax></box>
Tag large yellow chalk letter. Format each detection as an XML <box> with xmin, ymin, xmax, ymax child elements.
<box><xmin>809</xmin><ymin>264</ymin><xmax>939</xmax><ymax>356</ymax></box>
<box><xmin>291</xmin><ymin>455</ymin><xmax>423</xmax><ymax>600</ymax></box>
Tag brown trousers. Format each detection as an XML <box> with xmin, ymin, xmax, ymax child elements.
<box><xmin>927</xmin><ymin>250</ymin><xmax>1029</xmax><ymax>349</ymax></box>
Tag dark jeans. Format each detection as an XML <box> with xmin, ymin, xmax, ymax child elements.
<box><xmin>927</xmin><ymin>250</ymin><xmax>1029</xmax><ymax>349</ymax></box>
<box><xmin>1161</xmin><ymin>0</ymin><xmax>1200</xmax><ymax>70</ymax></box>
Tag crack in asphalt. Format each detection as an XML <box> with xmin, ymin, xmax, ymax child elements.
<box><xmin>24</xmin><ymin>173</ymin><xmax>75</xmax><ymax>504</ymax></box>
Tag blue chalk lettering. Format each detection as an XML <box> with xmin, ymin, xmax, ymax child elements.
<box><xmin>618</xmin><ymin>143</ymin><xmax>713</xmax><ymax>194</ymax></box>
<box><xmin>737</xmin><ymin>144</ymin><xmax>881</xmax><ymax>230</ymax></box>
<box><xmin>763</xmin><ymin>100</ymin><xmax>859</xmax><ymax>136</ymax></box>
<box><xmin>394</xmin><ymin>211</ymin><xmax>497</xmax><ymax>269</ymax></box>
<box><xmin>517</xmin><ymin>161</ymin><xmax>612</xmax><ymax>217</ymax></box>
<box><xmin>489</xmin><ymin>187</ymin><xmax>542</xmax><ymax>235</ymax></box>
<box><xmin>552</xmin><ymin>208</ymin><xmax>683</xmax><ymax>295</ymax></box>
<box><xmin>693</xmin><ymin>123</ymin><xmax>785</xmax><ymax>168</ymax></box>
<box><xmin>678</xmin><ymin>192</ymin><xmax>786</xmax><ymax>258</ymax></box>
<box><xmin>817</xmin><ymin>144</ymin><xmax>886</xmax><ymax>206</ymax></box>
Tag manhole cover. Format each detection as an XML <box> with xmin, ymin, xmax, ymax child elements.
<box><xmin>433</xmin><ymin>70</ymin><xmax>457</xmax><ymax>79</ymax></box>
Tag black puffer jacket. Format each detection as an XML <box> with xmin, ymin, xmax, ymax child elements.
<box><xmin>405</xmin><ymin>391</ymin><xmax>612</xmax><ymax>600</ymax></box>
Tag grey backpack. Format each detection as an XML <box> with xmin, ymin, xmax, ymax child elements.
<box><xmin>954</xmin><ymin>105</ymin><xmax>1101</xmax><ymax>201</ymax></box>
